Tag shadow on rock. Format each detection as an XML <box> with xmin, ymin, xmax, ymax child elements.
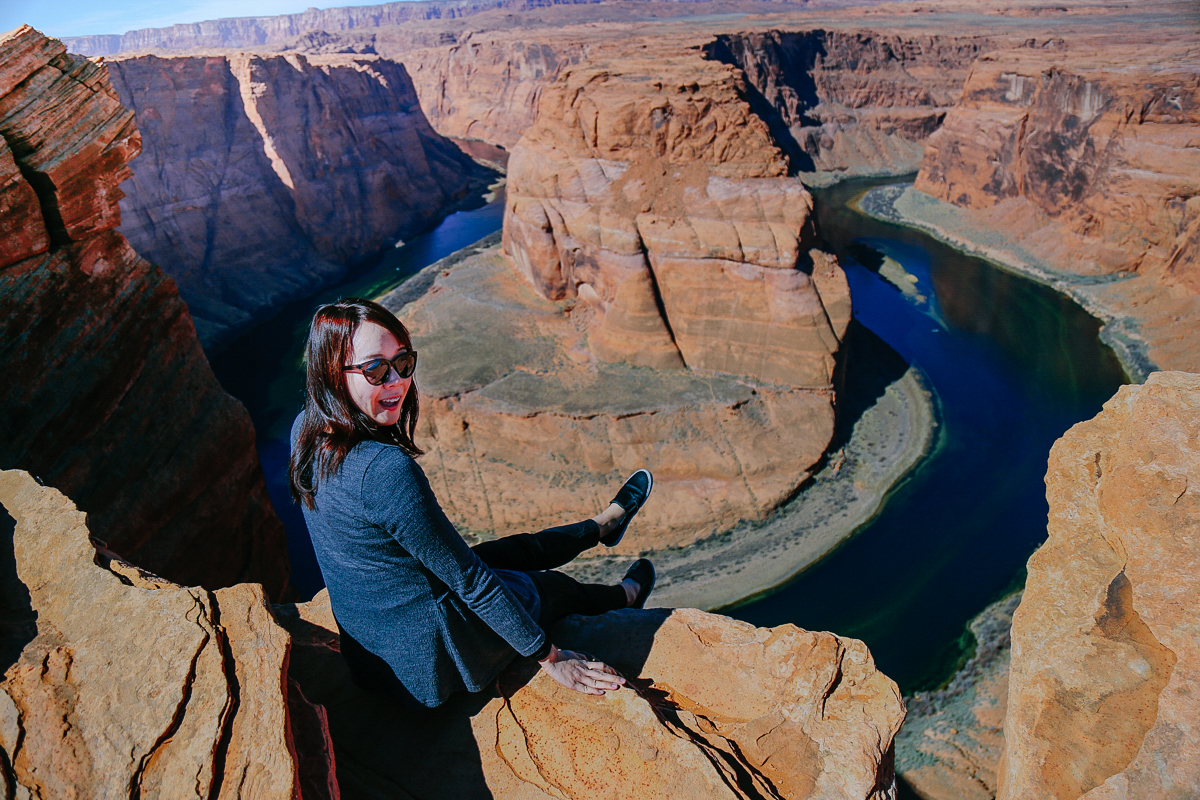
<box><xmin>0</xmin><ymin>508</ymin><xmax>36</xmax><ymax>675</ymax></box>
<box><xmin>832</xmin><ymin>319</ymin><xmax>913</xmax><ymax>453</ymax></box>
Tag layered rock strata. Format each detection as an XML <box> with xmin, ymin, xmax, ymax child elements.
<box><xmin>0</xmin><ymin>26</ymin><xmax>289</xmax><ymax>596</ymax></box>
<box><xmin>909</xmin><ymin>46</ymin><xmax>1200</xmax><ymax>372</ymax></box>
<box><xmin>504</xmin><ymin>57</ymin><xmax>851</xmax><ymax>382</ymax></box>
<box><xmin>279</xmin><ymin>588</ymin><xmax>905</xmax><ymax>799</ymax></box>
<box><xmin>0</xmin><ymin>469</ymin><xmax>336</xmax><ymax>799</ymax></box>
<box><xmin>999</xmin><ymin>371</ymin><xmax>1200</xmax><ymax>799</ymax></box>
<box><xmin>704</xmin><ymin>30</ymin><xmax>1018</xmax><ymax>176</ymax></box>
<box><xmin>377</xmin><ymin>52</ymin><xmax>852</xmax><ymax>549</ymax></box>
<box><xmin>107</xmin><ymin>52</ymin><xmax>480</xmax><ymax>349</ymax></box>
<box><xmin>382</xmin><ymin>243</ymin><xmax>837</xmax><ymax>550</ymax></box>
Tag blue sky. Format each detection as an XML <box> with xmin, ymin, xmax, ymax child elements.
<box><xmin>2</xmin><ymin>0</ymin><xmax>370</xmax><ymax>39</ymax></box>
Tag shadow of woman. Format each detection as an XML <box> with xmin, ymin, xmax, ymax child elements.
<box><xmin>275</xmin><ymin>605</ymin><xmax>672</xmax><ymax>798</ymax></box>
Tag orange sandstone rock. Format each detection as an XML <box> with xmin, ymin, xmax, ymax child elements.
<box><xmin>281</xmin><ymin>589</ymin><xmax>905</xmax><ymax>799</ymax></box>
<box><xmin>0</xmin><ymin>469</ymin><xmax>335</xmax><ymax>800</ymax></box>
<box><xmin>998</xmin><ymin>371</ymin><xmax>1200</xmax><ymax>800</ymax></box>
<box><xmin>911</xmin><ymin>45</ymin><xmax>1200</xmax><ymax>372</ymax></box>
<box><xmin>504</xmin><ymin>56</ymin><xmax>850</xmax><ymax>386</ymax></box>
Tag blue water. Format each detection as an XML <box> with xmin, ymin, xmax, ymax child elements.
<box><xmin>726</xmin><ymin>178</ymin><xmax>1126</xmax><ymax>692</ymax></box>
<box><xmin>210</xmin><ymin>193</ymin><xmax>507</xmax><ymax>597</ymax></box>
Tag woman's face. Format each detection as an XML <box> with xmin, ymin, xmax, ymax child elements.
<box><xmin>345</xmin><ymin>321</ymin><xmax>412</xmax><ymax>427</ymax></box>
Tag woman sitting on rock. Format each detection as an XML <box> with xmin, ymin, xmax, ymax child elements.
<box><xmin>288</xmin><ymin>297</ymin><xmax>656</xmax><ymax>709</ymax></box>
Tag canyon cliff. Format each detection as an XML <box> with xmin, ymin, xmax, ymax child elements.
<box><xmin>106</xmin><ymin>52</ymin><xmax>481</xmax><ymax>350</ymax></box>
<box><xmin>379</xmin><ymin>48</ymin><xmax>853</xmax><ymax>551</ymax></box>
<box><xmin>892</xmin><ymin>372</ymin><xmax>1200</xmax><ymax>800</ymax></box>
<box><xmin>0</xmin><ymin>467</ymin><xmax>905</xmax><ymax>799</ymax></box>
<box><xmin>0</xmin><ymin>26</ymin><xmax>289</xmax><ymax>597</ymax></box>
<box><xmin>704</xmin><ymin>30</ymin><xmax>1012</xmax><ymax>176</ymax></box>
<box><xmin>0</xmin><ymin>469</ymin><xmax>336</xmax><ymax>800</ymax></box>
<box><xmin>998</xmin><ymin>371</ymin><xmax>1200</xmax><ymax>800</ymax></box>
<box><xmin>908</xmin><ymin>44</ymin><xmax>1200</xmax><ymax>374</ymax></box>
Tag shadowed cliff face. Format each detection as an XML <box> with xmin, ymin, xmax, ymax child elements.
<box><xmin>0</xmin><ymin>26</ymin><xmax>289</xmax><ymax>598</ymax></box>
<box><xmin>703</xmin><ymin>30</ymin><xmax>1012</xmax><ymax>175</ymax></box>
<box><xmin>107</xmin><ymin>52</ymin><xmax>481</xmax><ymax>351</ymax></box>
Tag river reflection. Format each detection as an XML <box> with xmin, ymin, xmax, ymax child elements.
<box><xmin>726</xmin><ymin>177</ymin><xmax>1127</xmax><ymax>692</ymax></box>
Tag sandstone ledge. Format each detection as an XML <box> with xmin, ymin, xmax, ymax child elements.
<box><xmin>0</xmin><ymin>468</ymin><xmax>905</xmax><ymax>799</ymax></box>
<box><xmin>279</xmin><ymin>589</ymin><xmax>906</xmax><ymax>799</ymax></box>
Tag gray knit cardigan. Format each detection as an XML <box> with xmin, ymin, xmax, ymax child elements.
<box><xmin>291</xmin><ymin>414</ymin><xmax>546</xmax><ymax>707</ymax></box>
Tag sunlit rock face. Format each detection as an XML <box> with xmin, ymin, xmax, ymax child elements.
<box><xmin>912</xmin><ymin>45</ymin><xmax>1200</xmax><ymax>372</ymax></box>
<box><xmin>0</xmin><ymin>470</ymin><xmax>336</xmax><ymax>800</ymax></box>
<box><xmin>282</xmin><ymin>588</ymin><xmax>906</xmax><ymax>799</ymax></box>
<box><xmin>503</xmin><ymin>55</ymin><xmax>850</xmax><ymax>385</ymax></box>
<box><xmin>999</xmin><ymin>371</ymin><xmax>1200</xmax><ymax>800</ymax></box>
<box><xmin>107</xmin><ymin>52</ymin><xmax>479</xmax><ymax>350</ymax></box>
<box><xmin>0</xmin><ymin>26</ymin><xmax>289</xmax><ymax>597</ymax></box>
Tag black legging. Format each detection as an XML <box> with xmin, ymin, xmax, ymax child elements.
<box><xmin>471</xmin><ymin>520</ymin><xmax>628</xmax><ymax>625</ymax></box>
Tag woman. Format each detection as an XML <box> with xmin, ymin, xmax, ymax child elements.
<box><xmin>288</xmin><ymin>298</ymin><xmax>656</xmax><ymax>709</ymax></box>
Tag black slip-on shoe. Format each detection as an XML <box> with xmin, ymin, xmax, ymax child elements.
<box><xmin>624</xmin><ymin>558</ymin><xmax>656</xmax><ymax>609</ymax></box>
<box><xmin>601</xmin><ymin>469</ymin><xmax>653</xmax><ymax>547</ymax></box>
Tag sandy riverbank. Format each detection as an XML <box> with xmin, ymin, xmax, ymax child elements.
<box><xmin>564</xmin><ymin>361</ymin><xmax>939</xmax><ymax>611</ymax></box>
<box><xmin>858</xmin><ymin>183</ymin><xmax>1155</xmax><ymax>382</ymax></box>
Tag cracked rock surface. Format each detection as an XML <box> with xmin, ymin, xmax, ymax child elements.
<box><xmin>279</xmin><ymin>589</ymin><xmax>905</xmax><ymax>799</ymax></box>
<box><xmin>0</xmin><ymin>469</ymin><xmax>336</xmax><ymax>800</ymax></box>
<box><xmin>999</xmin><ymin>371</ymin><xmax>1200</xmax><ymax>800</ymax></box>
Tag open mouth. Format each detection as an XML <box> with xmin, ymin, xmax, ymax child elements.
<box><xmin>379</xmin><ymin>396</ymin><xmax>403</xmax><ymax>408</ymax></box>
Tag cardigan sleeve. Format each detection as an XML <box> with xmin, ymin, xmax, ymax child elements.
<box><xmin>360</xmin><ymin>448</ymin><xmax>547</xmax><ymax>658</ymax></box>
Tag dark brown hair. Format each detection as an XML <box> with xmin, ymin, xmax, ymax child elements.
<box><xmin>289</xmin><ymin>297</ymin><xmax>423</xmax><ymax>509</ymax></box>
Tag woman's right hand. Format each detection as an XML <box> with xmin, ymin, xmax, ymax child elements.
<box><xmin>538</xmin><ymin>645</ymin><xmax>625</xmax><ymax>696</ymax></box>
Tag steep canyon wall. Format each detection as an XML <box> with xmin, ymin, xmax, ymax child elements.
<box><xmin>909</xmin><ymin>45</ymin><xmax>1200</xmax><ymax>373</ymax></box>
<box><xmin>0</xmin><ymin>26</ymin><xmax>289</xmax><ymax>597</ymax></box>
<box><xmin>704</xmin><ymin>30</ymin><xmax>1018</xmax><ymax>175</ymax></box>
<box><xmin>107</xmin><ymin>52</ymin><xmax>480</xmax><ymax>350</ymax></box>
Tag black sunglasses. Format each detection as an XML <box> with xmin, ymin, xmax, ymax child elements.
<box><xmin>342</xmin><ymin>350</ymin><xmax>418</xmax><ymax>385</ymax></box>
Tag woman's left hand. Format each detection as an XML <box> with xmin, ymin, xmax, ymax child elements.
<box><xmin>538</xmin><ymin>645</ymin><xmax>625</xmax><ymax>695</ymax></box>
